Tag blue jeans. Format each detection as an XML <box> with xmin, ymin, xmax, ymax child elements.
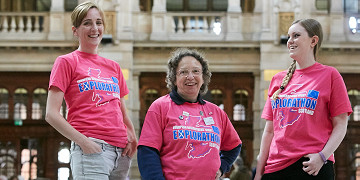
<box><xmin>70</xmin><ymin>141</ymin><xmax>131</xmax><ymax>180</ymax></box>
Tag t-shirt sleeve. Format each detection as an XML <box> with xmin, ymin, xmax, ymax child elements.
<box><xmin>261</xmin><ymin>75</ymin><xmax>280</xmax><ymax>121</ymax></box>
<box><xmin>261</xmin><ymin>97</ymin><xmax>273</xmax><ymax>120</ymax></box>
<box><xmin>48</xmin><ymin>56</ymin><xmax>73</xmax><ymax>93</ymax></box>
<box><xmin>329</xmin><ymin>69</ymin><xmax>353</xmax><ymax>117</ymax></box>
<box><xmin>220</xmin><ymin>110</ymin><xmax>242</xmax><ymax>151</ymax></box>
<box><xmin>118</xmin><ymin>66</ymin><xmax>129</xmax><ymax>98</ymax></box>
<box><xmin>138</xmin><ymin>102</ymin><xmax>164</xmax><ymax>151</ymax></box>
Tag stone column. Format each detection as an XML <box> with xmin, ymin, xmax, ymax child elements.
<box><xmin>225</xmin><ymin>0</ymin><xmax>243</xmax><ymax>41</ymax></box>
<box><xmin>254</xmin><ymin>0</ymin><xmax>262</xmax><ymax>13</ymax></box>
<box><xmin>227</xmin><ymin>0</ymin><xmax>241</xmax><ymax>12</ymax></box>
<box><xmin>260</xmin><ymin>0</ymin><xmax>272</xmax><ymax>41</ymax></box>
<box><xmin>132</xmin><ymin>0</ymin><xmax>140</xmax><ymax>12</ymax></box>
<box><xmin>252</xmin><ymin>70</ymin><xmax>262</xmax><ymax>167</ymax></box>
<box><xmin>329</xmin><ymin>0</ymin><xmax>345</xmax><ymax>42</ymax></box>
<box><xmin>309</xmin><ymin>0</ymin><xmax>317</xmax><ymax>13</ymax></box>
<box><xmin>152</xmin><ymin>0</ymin><xmax>166</xmax><ymax>12</ymax></box>
<box><xmin>47</xmin><ymin>0</ymin><xmax>65</xmax><ymax>40</ymax></box>
<box><xmin>150</xmin><ymin>0</ymin><xmax>167</xmax><ymax>40</ymax></box>
<box><xmin>116</xmin><ymin>0</ymin><xmax>134</xmax><ymax>42</ymax></box>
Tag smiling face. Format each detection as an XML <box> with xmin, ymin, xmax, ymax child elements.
<box><xmin>287</xmin><ymin>23</ymin><xmax>317</xmax><ymax>61</ymax></box>
<box><xmin>72</xmin><ymin>8</ymin><xmax>104</xmax><ymax>54</ymax></box>
<box><xmin>175</xmin><ymin>56</ymin><xmax>204</xmax><ymax>102</ymax></box>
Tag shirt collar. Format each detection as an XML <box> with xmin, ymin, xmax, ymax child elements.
<box><xmin>170</xmin><ymin>89</ymin><xmax>206</xmax><ymax>105</ymax></box>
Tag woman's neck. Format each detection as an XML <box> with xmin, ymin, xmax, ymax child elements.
<box><xmin>78</xmin><ymin>45</ymin><xmax>98</xmax><ymax>54</ymax></box>
<box><xmin>178</xmin><ymin>92</ymin><xmax>197</xmax><ymax>103</ymax></box>
<box><xmin>295</xmin><ymin>53</ymin><xmax>316</xmax><ymax>69</ymax></box>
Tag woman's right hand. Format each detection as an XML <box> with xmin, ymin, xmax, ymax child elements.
<box><xmin>254</xmin><ymin>173</ymin><xmax>262</xmax><ymax>180</ymax></box>
<box><xmin>79</xmin><ymin>139</ymin><xmax>102</xmax><ymax>154</ymax></box>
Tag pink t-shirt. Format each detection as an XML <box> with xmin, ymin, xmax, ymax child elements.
<box><xmin>49</xmin><ymin>50</ymin><xmax>129</xmax><ymax>148</ymax></box>
<box><xmin>261</xmin><ymin>62</ymin><xmax>352</xmax><ymax>173</ymax></box>
<box><xmin>138</xmin><ymin>95</ymin><xmax>241</xmax><ymax>179</ymax></box>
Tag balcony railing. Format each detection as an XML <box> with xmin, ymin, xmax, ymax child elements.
<box><xmin>0</xmin><ymin>12</ymin><xmax>49</xmax><ymax>40</ymax></box>
<box><xmin>150</xmin><ymin>12</ymin><xmax>227</xmax><ymax>41</ymax></box>
<box><xmin>168</xmin><ymin>12</ymin><xmax>225</xmax><ymax>40</ymax></box>
<box><xmin>0</xmin><ymin>11</ymin><xmax>357</xmax><ymax>43</ymax></box>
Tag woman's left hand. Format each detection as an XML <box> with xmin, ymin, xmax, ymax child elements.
<box><xmin>122</xmin><ymin>129</ymin><xmax>138</xmax><ymax>158</ymax></box>
<box><xmin>122</xmin><ymin>138</ymin><xmax>138</xmax><ymax>158</ymax></box>
<box><xmin>215</xmin><ymin>169</ymin><xmax>221</xmax><ymax>180</ymax></box>
<box><xmin>302</xmin><ymin>153</ymin><xmax>324</xmax><ymax>176</ymax></box>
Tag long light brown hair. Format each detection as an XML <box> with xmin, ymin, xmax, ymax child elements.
<box><xmin>271</xmin><ymin>19</ymin><xmax>323</xmax><ymax>100</ymax></box>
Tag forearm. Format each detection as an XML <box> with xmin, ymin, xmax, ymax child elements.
<box><xmin>321</xmin><ymin>113</ymin><xmax>348</xmax><ymax>159</ymax></box>
<box><xmin>256</xmin><ymin>121</ymin><xmax>274</xmax><ymax>176</ymax></box>
<box><xmin>120</xmin><ymin>98</ymin><xmax>137</xmax><ymax>141</ymax></box>
<box><xmin>45</xmin><ymin>89</ymin><xmax>89</xmax><ymax>146</ymax></box>
<box><xmin>256</xmin><ymin>133</ymin><xmax>272</xmax><ymax>175</ymax></box>
<box><xmin>45</xmin><ymin>110</ymin><xmax>89</xmax><ymax>146</ymax></box>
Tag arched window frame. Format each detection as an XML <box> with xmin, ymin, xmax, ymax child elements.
<box><xmin>144</xmin><ymin>89</ymin><xmax>160</xmax><ymax>110</ymax></box>
<box><xmin>233</xmin><ymin>89</ymin><xmax>248</xmax><ymax>121</ymax></box>
<box><xmin>59</xmin><ymin>100</ymin><xmax>68</xmax><ymax>119</ymax></box>
<box><xmin>0</xmin><ymin>88</ymin><xmax>9</xmax><ymax>119</ymax></box>
<box><xmin>210</xmin><ymin>89</ymin><xmax>224</xmax><ymax>110</ymax></box>
<box><xmin>348</xmin><ymin>89</ymin><xmax>360</xmax><ymax>121</ymax></box>
<box><xmin>57</xmin><ymin>141</ymin><xmax>71</xmax><ymax>180</ymax></box>
<box><xmin>350</xmin><ymin>144</ymin><xmax>360</xmax><ymax>179</ymax></box>
<box><xmin>14</xmin><ymin>88</ymin><xmax>28</xmax><ymax>120</ymax></box>
<box><xmin>0</xmin><ymin>141</ymin><xmax>16</xmax><ymax>177</ymax></box>
<box><xmin>32</xmin><ymin>88</ymin><xmax>47</xmax><ymax>120</ymax></box>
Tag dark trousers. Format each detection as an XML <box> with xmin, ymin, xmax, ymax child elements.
<box><xmin>262</xmin><ymin>157</ymin><xmax>334</xmax><ymax>180</ymax></box>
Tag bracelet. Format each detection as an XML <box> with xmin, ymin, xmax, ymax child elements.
<box><xmin>318</xmin><ymin>151</ymin><xmax>327</xmax><ymax>164</ymax></box>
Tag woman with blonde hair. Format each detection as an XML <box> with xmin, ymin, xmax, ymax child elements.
<box><xmin>46</xmin><ymin>2</ymin><xmax>137</xmax><ymax>179</ymax></box>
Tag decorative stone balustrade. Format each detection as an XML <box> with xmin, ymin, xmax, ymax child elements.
<box><xmin>151</xmin><ymin>12</ymin><xmax>226</xmax><ymax>41</ymax></box>
<box><xmin>0</xmin><ymin>11</ymin><xmax>358</xmax><ymax>43</ymax></box>
<box><xmin>0</xmin><ymin>12</ymin><xmax>48</xmax><ymax>40</ymax></box>
<box><xmin>169</xmin><ymin>13</ymin><xmax>224</xmax><ymax>34</ymax></box>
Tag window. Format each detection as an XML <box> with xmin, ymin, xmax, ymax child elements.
<box><xmin>355</xmin><ymin>105</ymin><xmax>360</xmax><ymax>121</ymax></box>
<box><xmin>32</xmin><ymin>88</ymin><xmax>47</xmax><ymax>120</ymax></box>
<box><xmin>233</xmin><ymin>89</ymin><xmax>248</xmax><ymax>121</ymax></box>
<box><xmin>348</xmin><ymin>89</ymin><xmax>360</xmax><ymax>121</ymax></box>
<box><xmin>241</xmin><ymin>0</ymin><xmax>254</xmax><ymax>13</ymax></box>
<box><xmin>140</xmin><ymin>0</ymin><xmax>153</xmax><ymax>12</ymax></box>
<box><xmin>210</xmin><ymin>89</ymin><xmax>224</xmax><ymax>110</ymax></box>
<box><xmin>58</xmin><ymin>142</ymin><xmax>70</xmax><ymax>180</ymax></box>
<box><xmin>345</xmin><ymin>0</ymin><xmax>360</xmax><ymax>14</ymax></box>
<box><xmin>14</xmin><ymin>88</ymin><xmax>28</xmax><ymax>120</ymax></box>
<box><xmin>233</xmin><ymin>104</ymin><xmax>246</xmax><ymax>121</ymax></box>
<box><xmin>213</xmin><ymin>0</ymin><xmax>227</xmax><ymax>11</ymax></box>
<box><xmin>60</xmin><ymin>100</ymin><xmax>68</xmax><ymax>119</ymax></box>
<box><xmin>0</xmin><ymin>88</ymin><xmax>9</xmax><ymax>119</ymax></box>
<box><xmin>36</xmin><ymin>0</ymin><xmax>51</xmax><ymax>11</ymax></box>
<box><xmin>188</xmin><ymin>0</ymin><xmax>207</xmax><ymax>11</ymax></box>
<box><xmin>65</xmin><ymin>0</ymin><xmax>78</xmax><ymax>11</ymax></box>
<box><xmin>0</xmin><ymin>141</ymin><xmax>16</xmax><ymax>177</ymax></box>
<box><xmin>167</xmin><ymin>0</ymin><xmax>183</xmax><ymax>11</ymax></box>
<box><xmin>145</xmin><ymin>89</ymin><xmax>160</xmax><ymax>109</ymax></box>
<box><xmin>20</xmin><ymin>139</ymin><xmax>42</xmax><ymax>180</ymax></box>
<box><xmin>349</xmin><ymin>16</ymin><xmax>360</xmax><ymax>34</ymax></box>
<box><xmin>350</xmin><ymin>144</ymin><xmax>360</xmax><ymax>179</ymax></box>
<box><xmin>315</xmin><ymin>0</ymin><xmax>329</xmax><ymax>11</ymax></box>
<box><xmin>166</xmin><ymin>0</ymin><xmax>228</xmax><ymax>11</ymax></box>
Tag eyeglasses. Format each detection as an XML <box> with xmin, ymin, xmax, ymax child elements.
<box><xmin>177</xmin><ymin>69</ymin><xmax>202</xmax><ymax>77</ymax></box>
